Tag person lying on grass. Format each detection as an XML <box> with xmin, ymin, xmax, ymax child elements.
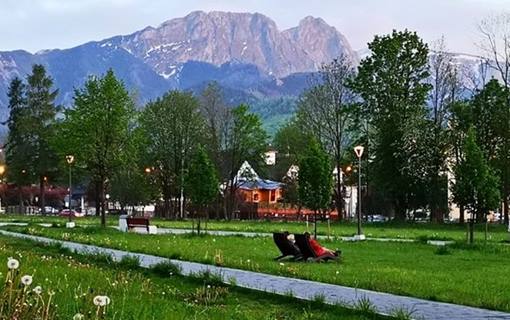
<box><xmin>304</xmin><ymin>232</ymin><xmax>341</xmax><ymax>259</ymax></box>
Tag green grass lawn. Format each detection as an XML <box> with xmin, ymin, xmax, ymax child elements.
<box><xmin>0</xmin><ymin>235</ymin><xmax>387</xmax><ymax>320</ymax></box>
<box><xmin>2</xmin><ymin>213</ymin><xmax>509</xmax><ymax>242</ymax></box>
<box><xmin>4</xmin><ymin>224</ymin><xmax>510</xmax><ymax>312</ymax></box>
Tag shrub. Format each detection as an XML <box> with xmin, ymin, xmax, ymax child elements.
<box><xmin>389</xmin><ymin>306</ymin><xmax>417</xmax><ymax>320</ymax></box>
<box><xmin>118</xmin><ymin>255</ymin><xmax>140</xmax><ymax>269</ymax></box>
<box><xmin>434</xmin><ymin>245</ymin><xmax>451</xmax><ymax>255</ymax></box>
<box><xmin>183</xmin><ymin>285</ymin><xmax>229</xmax><ymax>306</ymax></box>
<box><xmin>151</xmin><ymin>260</ymin><xmax>181</xmax><ymax>277</ymax></box>
<box><xmin>194</xmin><ymin>270</ymin><xmax>225</xmax><ymax>287</ymax></box>
<box><xmin>354</xmin><ymin>296</ymin><xmax>376</xmax><ymax>314</ymax></box>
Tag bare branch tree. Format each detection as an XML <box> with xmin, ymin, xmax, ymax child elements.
<box><xmin>478</xmin><ymin>13</ymin><xmax>510</xmax><ymax>86</ymax></box>
<box><xmin>297</xmin><ymin>53</ymin><xmax>358</xmax><ymax>220</ymax></box>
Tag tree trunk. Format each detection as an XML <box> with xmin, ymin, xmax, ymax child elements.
<box><xmin>459</xmin><ymin>204</ymin><xmax>465</xmax><ymax>224</ymax></box>
<box><xmin>100</xmin><ymin>178</ymin><xmax>106</xmax><ymax>227</ymax></box>
<box><xmin>18</xmin><ymin>187</ymin><xmax>24</xmax><ymax>214</ymax></box>
<box><xmin>334</xmin><ymin>169</ymin><xmax>344</xmax><ymax>221</ymax></box>
<box><xmin>95</xmin><ymin>180</ymin><xmax>101</xmax><ymax>217</ymax></box>
<box><xmin>39</xmin><ymin>175</ymin><xmax>45</xmax><ymax>215</ymax></box>
<box><xmin>504</xmin><ymin>197</ymin><xmax>509</xmax><ymax>225</ymax></box>
<box><xmin>393</xmin><ymin>201</ymin><xmax>406</xmax><ymax>221</ymax></box>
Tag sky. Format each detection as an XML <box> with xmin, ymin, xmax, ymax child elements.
<box><xmin>1</xmin><ymin>0</ymin><xmax>509</xmax><ymax>54</ymax></box>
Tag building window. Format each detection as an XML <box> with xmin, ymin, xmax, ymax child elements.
<box><xmin>253</xmin><ymin>192</ymin><xmax>260</xmax><ymax>202</ymax></box>
<box><xmin>270</xmin><ymin>190</ymin><xmax>276</xmax><ymax>202</ymax></box>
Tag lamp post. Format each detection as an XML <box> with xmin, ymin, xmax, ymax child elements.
<box><xmin>65</xmin><ymin>155</ymin><xmax>75</xmax><ymax>224</ymax></box>
<box><xmin>0</xmin><ymin>164</ymin><xmax>5</xmax><ymax>213</ymax></box>
<box><xmin>354</xmin><ymin>145</ymin><xmax>365</xmax><ymax>241</ymax></box>
<box><xmin>345</xmin><ymin>165</ymin><xmax>352</xmax><ymax>219</ymax></box>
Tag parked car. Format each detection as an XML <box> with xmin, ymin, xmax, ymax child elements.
<box><xmin>367</xmin><ymin>214</ymin><xmax>387</xmax><ymax>222</ymax></box>
<box><xmin>59</xmin><ymin>209</ymin><xmax>85</xmax><ymax>218</ymax></box>
<box><xmin>40</xmin><ymin>206</ymin><xmax>59</xmax><ymax>214</ymax></box>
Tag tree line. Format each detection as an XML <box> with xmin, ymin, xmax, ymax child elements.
<box><xmin>275</xmin><ymin>18</ymin><xmax>510</xmax><ymax>225</ymax></box>
<box><xmin>5</xmin><ymin>68</ymin><xmax>268</xmax><ymax>226</ymax></box>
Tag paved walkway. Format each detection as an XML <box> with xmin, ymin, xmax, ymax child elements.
<box><xmin>0</xmin><ymin>221</ymin><xmax>453</xmax><ymax>245</ymax></box>
<box><xmin>0</xmin><ymin>229</ymin><xmax>507</xmax><ymax>320</ymax></box>
<box><xmin>126</xmin><ymin>226</ymin><xmax>451</xmax><ymax>246</ymax></box>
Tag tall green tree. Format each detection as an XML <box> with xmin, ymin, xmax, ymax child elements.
<box><xmin>449</xmin><ymin>101</ymin><xmax>474</xmax><ymax>223</ymax></box>
<box><xmin>5</xmin><ymin>77</ymin><xmax>31</xmax><ymax>208</ymax></box>
<box><xmin>427</xmin><ymin>38</ymin><xmax>462</xmax><ymax>222</ymax></box>
<box><xmin>186</xmin><ymin>146</ymin><xmax>219</xmax><ymax>234</ymax></box>
<box><xmin>351</xmin><ymin>30</ymin><xmax>432</xmax><ymax>220</ymax></box>
<box><xmin>223</xmin><ymin>104</ymin><xmax>268</xmax><ymax>219</ymax></box>
<box><xmin>298</xmin><ymin>139</ymin><xmax>333</xmax><ymax>237</ymax></box>
<box><xmin>273</xmin><ymin>119</ymin><xmax>308</xmax><ymax>161</ymax></box>
<box><xmin>452</xmin><ymin>128</ymin><xmax>500</xmax><ymax>228</ymax></box>
<box><xmin>57</xmin><ymin>70</ymin><xmax>134</xmax><ymax>226</ymax></box>
<box><xmin>6</xmin><ymin>65</ymin><xmax>60</xmax><ymax>213</ymax></box>
<box><xmin>470</xmin><ymin>79</ymin><xmax>510</xmax><ymax>224</ymax></box>
<box><xmin>110</xmin><ymin>126</ymin><xmax>156</xmax><ymax>212</ymax></box>
<box><xmin>297</xmin><ymin>55</ymin><xmax>358</xmax><ymax>220</ymax></box>
<box><xmin>140</xmin><ymin>90</ymin><xmax>204</xmax><ymax>218</ymax></box>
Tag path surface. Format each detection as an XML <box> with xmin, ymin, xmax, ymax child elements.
<box><xmin>126</xmin><ymin>226</ymin><xmax>450</xmax><ymax>245</ymax></box>
<box><xmin>0</xmin><ymin>230</ymin><xmax>507</xmax><ymax>320</ymax></box>
<box><xmin>0</xmin><ymin>221</ymin><xmax>452</xmax><ymax>245</ymax></box>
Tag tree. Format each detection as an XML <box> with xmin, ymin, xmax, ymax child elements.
<box><xmin>26</xmin><ymin>65</ymin><xmax>60</xmax><ymax>214</ymax></box>
<box><xmin>199</xmin><ymin>82</ymin><xmax>229</xmax><ymax>172</ymax></box>
<box><xmin>449</xmin><ymin>101</ymin><xmax>473</xmax><ymax>223</ymax></box>
<box><xmin>298</xmin><ymin>139</ymin><xmax>333</xmax><ymax>237</ymax></box>
<box><xmin>140</xmin><ymin>90</ymin><xmax>204</xmax><ymax>219</ymax></box>
<box><xmin>57</xmin><ymin>70</ymin><xmax>134</xmax><ymax>227</ymax></box>
<box><xmin>223</xmin><ymin>104</ymin><xmax>268</xmax><ymax>219</ymax></box>
<box><xmin>297</xmin><ymin>55</ymin><xmax>358</xmax><ymax>220</ymax></box>
<box><xmin>186</xmin><ymin>146</ymin><xmax>219</xmax><ymax>234</ymax></box>
<box><xmin>469</xmin><ymin>79</ymin><xmax>510</xmax><ymax>226</ymax></box>
<box><xmin>110</xmin><ymin>127</ymin><xmax>156</xmax><ymax>212</ymax></box>
<box><xmin>4</xmin><ymin>77</ymin><xmax>31</xmax><ymax>209</ymax></box>
<box><xmin>273</xmin><ymin>119</ymin><xmax>311</xmax><ymax>162</ymax></box>
<box><xmin>452</xmin><ymin>128</ymin><xmax>500</xmax><ymax>242</ymax></box>
<box><xmin>427</xmin><ymin>38</ymin><xmax>462</xmax><ymax>222</ymax></box>
<box><xmin>351</xmin><ymin>30</ymin><xmax>432</xmax><ymax>220</ymax></box>
<box><xmin>6</xmin><ymin>65</ymin><xmax>60</xmax><ymax>214</ymax></box>
<box><xmin>479</xmin><ymin>13</ymin><xmax>510</xmax><ymax>225</ymax></box>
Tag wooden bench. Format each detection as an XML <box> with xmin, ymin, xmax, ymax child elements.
<box><xmin>126</xmin><ymin>217</ymin><xmax>150</xmax><ymax>232</ymax></box>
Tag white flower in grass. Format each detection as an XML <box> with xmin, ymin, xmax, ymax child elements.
<box><xmin>7</xmin><ymin>258</ymin><xmax>19</xmax><ymax>270</ymax></box>
<box><xmin>93</xmin><ymin>295</ymin><xmax>102</xmax><ymax>306</ymax></box>
<box><xmin>73</xmin><ymin>313</ymin><xmax>84</xmax><ymax>320</ymax></box>
<box><xmin>33</xmin><ymin>286</ymin><xmax>42</xmax><ymax>295</ymax></box>
<box><xmin>21</xmin><ymin>275</ymin><xmax>33</xmax><ymax>286</ymax></box>
<box><xmin>93</xmin><ymin>295</ymin><xmax>110</xmax><ymax>307</ymax></box>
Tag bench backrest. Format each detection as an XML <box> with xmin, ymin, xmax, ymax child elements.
<box><xmin>294</xmin><ymin>234</ymin><xmax>316</xmax><ymax>259</ymax></box>
<box><xmin>126</xmin><ymin>217</ymin><xmax>149</xmax><ymax>226</ymax></box>
<box><xmin>273</xmin><ymin>233</ymin><xmax>300</xmax><ymax>256</ymax></box>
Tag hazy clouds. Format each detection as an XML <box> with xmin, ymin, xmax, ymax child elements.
<box><xmin>1</xmin><ymin>0</ymin><xmax>508</xmax><ymax>54</ymax></box>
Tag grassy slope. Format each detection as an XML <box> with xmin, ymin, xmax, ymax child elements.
<box><xmin>0</xmin><ymin>235</ymin><xmax>386</xmax><ymax>320</ymax></box>
<box><xmin>5</xmin><ymin>225</ymin><xmax>510</xmax><ymax>312</ymax></box>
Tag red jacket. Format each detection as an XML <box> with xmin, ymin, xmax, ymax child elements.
<box><xmin>309</xmin><ymin>238</ymin><xmax>327</xmax><ymax>256</ymax></box>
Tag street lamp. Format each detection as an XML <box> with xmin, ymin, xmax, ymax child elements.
<box><xmin>0</xmin><ymin>164</ymin><xmax>5</xmax><ymax>213</ymax></box>
<box><xmin>66</xmin><ymin>155</ymin><xmax>75</xmax><ymax>223</ymax></box>
<box><xmin>354</xmin><ymin>145</ymin><xmax>365</xmax><ymax>241</ymax></box>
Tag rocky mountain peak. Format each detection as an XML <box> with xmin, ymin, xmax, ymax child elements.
<box><xmin>108</xmin><ymin>11</ymin><xmax>355</xmax><ymax>78</ymax></box>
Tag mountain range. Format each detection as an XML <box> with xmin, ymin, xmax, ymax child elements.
<box><xmin>0</xmin><ymin>11</ymin><xmax>491</xmax><ymax>134</ymax></box>
<box><xmin>0</xmin><ymin>11</ymin><xmax>358</xmax><ymax>132</ymax></box>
